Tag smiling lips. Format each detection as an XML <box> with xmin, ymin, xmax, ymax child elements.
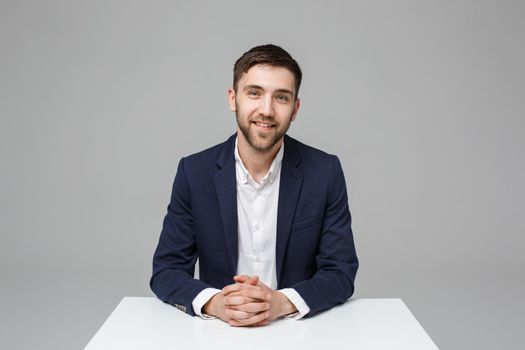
<box><xmin>253</xmin><ymin>121</ymin><xmax>275</xmax><ymax>130</ymax></box>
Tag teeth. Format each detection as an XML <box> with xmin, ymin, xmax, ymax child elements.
<box><xmin>256</xmin><ymin>122</ymin><xmax>272</xmax><ymax>127</ymax></box>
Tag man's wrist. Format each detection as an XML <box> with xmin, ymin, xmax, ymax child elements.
<box><xmin>193</xmin><ymin>288</ymin><xmax>221</xmax><ymax>318</ymax></box>
<box><xmin>275</xmin><ymin>291</ymin><xmax>297</xmax><ymax>318</ymax></box>
<box><xmin>277</xmin><ymin>288</ymin><xmax>310</xmax><ymax>319</ymax></box>
<box><xmin>203</xmin><ymin>292</ymin><xmax>221</xmax><ymax>317</ymax></box>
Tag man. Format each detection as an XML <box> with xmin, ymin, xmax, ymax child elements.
<box><xmin>150</xmin><ymin>44</ymin><xmax>358</xmax><ymax>327</ymax></box>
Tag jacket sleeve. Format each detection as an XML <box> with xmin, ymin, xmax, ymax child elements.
<box><xmin>150</xmin><ymin>157</ymin><xmax>211</xmax><ymax>316</ymax></box>
<box><xmin>292</xmin><ymin>156</ymin><xmax>359</xmax><ymax>317</ymax></box>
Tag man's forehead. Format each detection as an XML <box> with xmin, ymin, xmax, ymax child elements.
<box><xmin>239</xmin><ymin>65</ymin><xmax>296</xmax><ymax>91</ymax></box>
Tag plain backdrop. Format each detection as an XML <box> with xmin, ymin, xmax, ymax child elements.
<box><xmin>1</xmin><ymin>1</ymin><xmax>524</xmax><ymax>349</ymax></box>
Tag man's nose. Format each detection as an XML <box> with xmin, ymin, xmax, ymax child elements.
<box><xmin>259</xmin><ymin>95</ymin><xmax>275</xmax><ymax>117</ymax></box>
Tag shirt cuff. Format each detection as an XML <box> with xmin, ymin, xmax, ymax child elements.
<box><xmin>192</xmin><ymin>288</ymin><xmax>221</xmax><ymax>319</ymax></box>
<box><xmin>278</xmin><ymin>288</ymin><xmax>310</xmax><ymax>320</ymax></box>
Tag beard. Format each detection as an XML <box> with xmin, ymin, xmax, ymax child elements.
<box><xmin>236</xmin><ymin>110</ymin><xmax>292</xmax><ymax>153</ymax></box>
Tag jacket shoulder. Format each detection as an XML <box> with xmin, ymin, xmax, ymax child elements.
<box><xmin>285</xmin><ymin>135</ymin><xmax>338</xmax><ymax>166</ymax></box>
<box><xmin>183</xmin><ymin>134</ymin><xmax>235</xmax><ymax>168</ymax></box>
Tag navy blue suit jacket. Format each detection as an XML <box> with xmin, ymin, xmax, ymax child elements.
<box><xmin>150</xmin><ymin>134</ymin><xmax>358</xmax><ymax>317</ymax></box>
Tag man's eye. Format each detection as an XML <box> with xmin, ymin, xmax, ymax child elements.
<box><xmin>248</xmin><ymin>91</ymin><xmax>259</xmax><ymax>96</ymax></box>
<box><xmin>276</xmin><ymin>95</ymin><xmax>289</xmax><ymax>101</ymax></box>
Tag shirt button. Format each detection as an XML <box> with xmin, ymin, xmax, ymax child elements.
<box><xmin>254</xmin><ymin>256</ymin><xmax>261</xmax><ymax>262</ymax></box>
<box><xmin>254</xmin><ymin>223</ymin><xmax>260</xmax><ymax>230</ymax></box>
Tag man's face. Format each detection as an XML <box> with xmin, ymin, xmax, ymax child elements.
<box><xmin>228</xmin><ymin>65</ymin><xmax>300</xmax><ymax>153</ymax></box>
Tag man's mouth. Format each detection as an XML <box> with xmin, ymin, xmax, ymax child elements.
<box><xmin>252</xmin><ymin>121</ymin><xmax>275</xmax><ymax>130</ymax></box>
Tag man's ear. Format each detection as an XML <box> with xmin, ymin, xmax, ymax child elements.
<box><xmin>291</xmin><ymin>98</ymin><xmax>301</xmax><ymax>121</ymax></box>
<box><xmin>227</xmin><ymin>88</ymin><xmax>236</xmax><ymax>112</ymax></box>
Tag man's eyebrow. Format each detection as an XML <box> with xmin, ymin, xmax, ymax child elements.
<box><xmin>243</xmin><ymin>84</ymin><xmax>264</xmax><ymax>91</ymax></box>
<box><xmin>274</xmin><ymin>88</ymin><xmax>294</xmax><ymax>96</ymax></box>
<box><xmin>242</xmin><ymin>85</ymin><xmax>294</xmax><ymax>96</ymax></box>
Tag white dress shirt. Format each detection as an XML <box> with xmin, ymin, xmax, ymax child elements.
<box><xmin>192</xmin><ymin>138</ymin><xmax>310</xmax><ymax>319</ymax></box>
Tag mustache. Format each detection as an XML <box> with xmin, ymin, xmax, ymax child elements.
<box><xmin>251</xmin><ymin>117</ymin><xmax>277</xmax><ymax>124</ymax></box>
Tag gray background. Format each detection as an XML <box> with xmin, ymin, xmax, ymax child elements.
<box><xmin>1</xmin><ymin>0</ymin><xmax>523</xmax><ymax>349</ymax></box>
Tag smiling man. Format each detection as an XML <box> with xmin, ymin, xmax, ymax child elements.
<box><xmin>150</xmin><ymin>44</ymin><xmax>358</xmax><ymax>326</ymax></box>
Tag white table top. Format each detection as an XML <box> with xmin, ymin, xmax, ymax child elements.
<box><xmin>84</xmin><ymin>297</ymin><xmax>438</xmax><ymax>350</ymax></box>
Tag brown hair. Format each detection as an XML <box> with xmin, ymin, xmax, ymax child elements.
<box><xmin>233</xmin><ymin>44</ymin><xmax>302</xmax><ymax>99</ymax></box>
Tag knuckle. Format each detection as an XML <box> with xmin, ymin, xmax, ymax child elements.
<box><xmin>237</xmin><ymin>318</ymin><xmax>249</xmax><ymax>325</ymax></box>
<box><xmin>251</xmin><ymin>303</ymin><xmax>263</xmax><ymax>312</ymax></box>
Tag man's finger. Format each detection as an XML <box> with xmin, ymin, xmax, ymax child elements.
<box><xmin>228</xmin><ymin>311</ymin><xmax>269</xmax><ymax>327</ymax></box>
<box><xmin>223</xmin><ymin>292</ymin><xmax>261</xmax><ymax>304</ymax></box>
<box><xmin>234</xmin><ymin>275</ymin><xmax>259</xmax><ymax>285</ymax></box>
<box><xmin>223</xmin><ymin>295</ymin><xmax>248</xmax><ymax>306</ymax></box>
<box><xmin>222</xmin><ymin>283</ymin><xmax>243</xmax><ymax>295</ymax></box>
<box><xmin>243</xmin><ymin>288</ymin><xmax>271</xmax><ymax>301</ymax></box>
<box><xmin>233</xmin><ymin>275</ymin><xmax>250</xmax><ymax>283</ymax></box>
<box><xmin>227</xmin><ymin>287</ymin><xmax>270</xmax><ymax>302</ymax></box>
<box><xmin>229</xmin><ymin>302</ymin><xmax>270</xmax><ymax>313</ymax></box>
<box><xmin>225</xmin><ymin>308</ymin><xmax>255</xmax><ymax>320</ymax></box>
<box><xmin>222</xmin><ymin>282</ymin><xmax>264</xmax><ymax>296</ymax></box>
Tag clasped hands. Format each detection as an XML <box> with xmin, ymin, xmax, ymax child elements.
<box><xmin>202</xmin><ymin>275</ymin><xmax>297</xmax><ymax>327</ymax></box>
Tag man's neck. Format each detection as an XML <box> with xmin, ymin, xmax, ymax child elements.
<box><xmin>237</xmin><ymin>133</ymin><xmax>283</xmax><ymax>183</ymax></box>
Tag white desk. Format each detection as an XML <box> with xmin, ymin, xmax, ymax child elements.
<box><xmin>84</xmin><ymin>297</ymin><xmax>438</xmax><ymax>349</ymax></box>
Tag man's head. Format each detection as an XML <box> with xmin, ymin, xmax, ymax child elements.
<box><xmin>229</xmin><ymin>44</ymin><xmax>302</xmax><ymax>154</ymax></box>
<box><xmin>233</xmin><ymin>44</ymin><xmax>302</xmax><ymax>100</ymax></box>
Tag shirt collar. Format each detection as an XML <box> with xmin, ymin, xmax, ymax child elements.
<box><xmin>234</xmin><ymin>136</ymin><xmax>284</xmax><ymax>185</ymax></box>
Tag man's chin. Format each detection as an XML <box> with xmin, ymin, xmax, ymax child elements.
<box><xmin>238</xmin><ymin>126</ymin><xmax>283</xmax><ymax>153</ymax></box>
<box><xmin>249</xmin><ymin>138</ymin><xmax>282</xmax><ymax>153</ymax></box>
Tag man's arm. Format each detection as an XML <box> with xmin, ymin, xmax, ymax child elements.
<box><xmin>290</xmin><ymin>156</ymin><xmax>359</xmax><ymax>317</ymax></box>
<box><xmin>150</xmin><ymin>158</ymin><xmax>212</xmax><ymax>316</ymax></box>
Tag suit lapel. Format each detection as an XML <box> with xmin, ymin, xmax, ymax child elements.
<box><xmin>276</xmin><ymin>136</ymin><xmax>303</xmax><ymax>286</ymax></box>
<box><xmin>214</xmin><ymin>135</ymin><xmax>238</xmax><ymax>275</ymax></box>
